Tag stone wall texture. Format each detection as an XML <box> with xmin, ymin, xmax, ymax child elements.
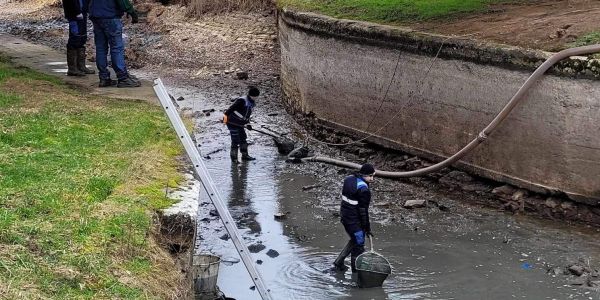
<box><xmin>279</xmin><ymin>9</ymin><xmax>600</xmax><ymax>204</ymax></box>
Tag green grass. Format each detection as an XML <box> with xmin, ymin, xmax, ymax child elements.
<box><xmin>278</xmin><ymin>0</ymin><xmax>521</xmax><ymax>23</ymax></box>
<box><xmin>0</xmin><ymin>54</ymin><xmax>184</xmax><ymax>299</ymax></box>
<box><xmin>572</xmin><ymin>31</ymin><xmax>600</xmax><ymax>47</ymax></box>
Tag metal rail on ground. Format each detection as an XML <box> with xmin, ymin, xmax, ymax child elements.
<box><xmin>153</xmin><ymin>78</ymin><xmax>272</xmax><ymax>300</ymax></box>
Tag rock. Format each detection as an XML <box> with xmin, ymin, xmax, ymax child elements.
<box><xmin>560</xmin><ymin>201</ymin><xmax>576</xmax><ymax>210</ymax></box>
<box><xmin>266</xmin><ymin>249</ymin><xmax>279</xmax><ymax>258</ymax></box>
<box><xmin>248</xmin><ymin>243</ymin><xmax>266</xmax><ymax>253</ymax></box>
<box><xmin>546</xmin><ymin>266</ymin><xmax>563</xmax><ymax>276</ymax></box>
<box><xmin>209</xmin><ymin>209</ymin><xmax>219</xmax><ymax>217</ymax></box>
<box><xmin>461</xmin><ymin>183</ymin><xmax>492</xmax><ymax>192</ymax></box>
<box><xmin>374</xmin><ymin>202</ymin><xmax>391</xmax><ymax>208</ymax></box>
<box><xmin>545</xmin><ymin>197</ymin><xmax>561</xmax><ymax>209</ymax></box>
<box><xmin>274</xmin><ymin>212</ymin><xmax>287</xmax><ymax>220</ymax></box>
<box><xmin>236</xmin><ymin>71</ymin><xmax>249</xmax><ymax>80</ymax></box>
<box><xmin>404</xmin><ymin>200</ymin><xmax>427</xmax><ymax>209</ymax></box>
<box><xmin>176</xmin><ymin>96</ymin><xmax>184</xmax><ymax>101</ymax></box>
<box><xmin>568</xmin><ymin>265</ymin><xmax>585</xmax><ymax>276</ymax></box>
<box><xmin>492</xmin><ymin>185</ymin><xmax>516</xmax><ymax>197</ymax></box>
<box><xmin>445</xmin><ymin>170</ymin><xmax>473</xmax><ymax>182</ymax></box>
<box><xmin>219</xmin><ymin>234</ymin><xmax>230</xmax><ymax>241</ymax></box>
<box><xmin>256</xmin><ymin>259</ymin><xmax>263</xmax><ymax>265</ymax></box>
<box><xmin>302</xmin><ymin>184</ymin><xmax>321</xmax><ymax>191</ymax></box>
<box><xmin>511</xmin><ymin>189</ymin><xmax>528</xmax><ymax>201</ymax></box>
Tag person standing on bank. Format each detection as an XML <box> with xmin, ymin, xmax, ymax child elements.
<box><xmin>222</xmin><ymin>87</ymin><xmax>260</xmax><ymax>162</ymax></box>
<box><xmin>88</xmin><ymin>0</ymin><xmax>141</xmax><ymax>88</ymax></box>
<box><xmin>334</xmin><ymin>163</ymin><xmax>376</xmax><ymax>272</ymax></box>
<box><xmin>62</xmin><ymin>0</ymin><xmax>95</xmax><ymax>77</ymax></box>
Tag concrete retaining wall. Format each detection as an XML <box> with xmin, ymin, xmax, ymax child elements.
<box><xmin>279</xmin><ymin>9</ymin><xmax>600</xmax><ymax>205</ymax></box>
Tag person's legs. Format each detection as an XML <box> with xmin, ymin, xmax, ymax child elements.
<box><xmin>333</xmin><ymin>239</ymin><xmax>354</xmax><ymax>271</ymax></box>
<box><xmin>239</xmin><ymin>129</ymin><xmax>255</xmax><ymax>161</ymax></box>
<box><xmin>103</xmin><ymin>18</ymin><xmax>140</xmax><ymax>88</ymax></box>
<box><xmin>227</xmin><ymin>124</ymin><xmax>241</xmax><ymax>161</ymax></box>
<box><xmin>76</xmin><ymin>15</ymin><xmax>94</xmax><ymax>74</ymax></box>
<box><xmin>92</xmin><ymin>19</ymin><xmax>110</xmax><ymax>81</ymax></box>
<box><xmin>66</xmin><ymin>20</ymin><xmax>85</xmax><ymax>76</ymax></box>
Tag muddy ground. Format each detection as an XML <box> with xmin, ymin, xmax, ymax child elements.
<box><xmin>2</xmin><ymin>0</ymin><xmax>600</xmax><ymax>298</ymax></box>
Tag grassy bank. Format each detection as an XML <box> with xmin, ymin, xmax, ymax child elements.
<box><xmin>278</xmin><ymin>0</ymin><xmax>520</xmax><ymax>23</ymax></box>
<box><xmin>0</xmin><ymin>56</ymin><xmax>186</xmax><ymax>299</ymax></box>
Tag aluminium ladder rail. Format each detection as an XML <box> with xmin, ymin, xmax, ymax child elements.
<box><xmin>153</xmin><ymin>78</ymin><xmax>272</xmax><ymax>300</ymax></box>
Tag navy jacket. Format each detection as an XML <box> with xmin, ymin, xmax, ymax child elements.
<box><xmin>225</xmin><ymin>96</ymin><xmax>255</xmax><ymax>126</ymax></box>
<box><xmin>88</xmin><ymin>0</ymin><xmax>134</xmax><ymax>19</ymax></box>
<box><xmin>62</xmin><ymin>0</ymin><xmax>88</xmax><ymax>21</ymax></box>
<box><xmin>340</xmin><ymin>174</ymin><xmax>371</xmax><ymax>233</ymax></box>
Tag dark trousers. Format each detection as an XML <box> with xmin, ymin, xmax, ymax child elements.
<box><xmin>67</xmin><ymin>15</ymin><xmax>88</xmax><ymax>49</ymax></box>
<box><xmin>335</xmin><ymin>223</ymin><xmax>365</xmax><ymax>271</ymax></box>
<box><xmin>227</xmin><ymin>124</ymin><xmax>247</xmax><ymax>148</ymax></box>
<box><xmin>91</xmin><ymin>18</ymin><xmax>128</xmax><ymax>80</ymax></box>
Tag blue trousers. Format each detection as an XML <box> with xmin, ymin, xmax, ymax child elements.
<box><xmin>67</xmin><ymin>15</ymin><xmax>88</xmax><ymax>49</ymax></box>
<box><xmin>91</xmin><ymin>18</ymin><xmax>128</xmax><ymax>80</ymax></box>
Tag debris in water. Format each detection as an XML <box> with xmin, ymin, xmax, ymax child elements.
<box><xmin>301</xmin><ymin>184</ymin><xmax>321</xmax><ymax>191</ymax></box>
<box><xmin>266</xmin><ymin>249</ymin><xmax>279</xmax><ymax>258</ymax></box>
<box><xmin>219</xmin><ymin>234</ymin><xmax>230</xmax><ymax>241</ymax></box>
<box><xmin>256</xmin><ymin>259</ymin><xmax>263</xmax><ymax>265</ymax></box>
<box><xmin>248</xmin><ymin>243</ymin><xmax>266</xmax><ymax>253</ymax></box>
<box><xmin>176</xmin><ymin>96</ymin><xmax>184</xmax><ymax>101</ymax></box>
<box><xmin>274</xmin><ymin>212</ymin><xmax>288</xmax><ymax>220</ymax></box>
<box><xmin>404</xmin><ymin>199</ymin><xmax>427</xmax><ymax>209</ymax></box>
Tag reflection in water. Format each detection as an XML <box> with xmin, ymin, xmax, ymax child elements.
<box><xmin>229</xmin><ymin>163</ymin><xmax>261</xmax><ymax>234</ymax></box>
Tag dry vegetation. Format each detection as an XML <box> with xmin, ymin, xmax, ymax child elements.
<box><xmin>185</xmin><ymin>0</ymin><xmax>274</xmax><ymax>15</ymax></box>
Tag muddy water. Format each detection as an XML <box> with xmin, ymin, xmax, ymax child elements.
<box><xmin>168</xmin><ymin>83</ymin><xmax>600</xmax><ymax>300</ymax></box>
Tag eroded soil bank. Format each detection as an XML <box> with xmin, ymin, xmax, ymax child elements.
<box><xmin>2</xmin><ymin>1</ymin><xmax>600</xmax><ymax>299</ymax></box>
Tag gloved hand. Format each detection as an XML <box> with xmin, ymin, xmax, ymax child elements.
<box><xmin>128</xmin><ymin>10</ymin><xmax>139</xmax><ymax>24</ymax></box>
<box><xmin>245</xmin><ymin>124</ymin><xmax>253</xmax><ymax>130</ymax></box>
<box><xmin>75</xmin><ymin>13</ymin><xmax>84</xmax><ymax>20</ymax></box>
<box><xmin>222</xmin><ymin>114</ymin><xmax>228</xmax><ymax>124</ymax></box>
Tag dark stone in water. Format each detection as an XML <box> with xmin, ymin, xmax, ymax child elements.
<box><xmin>248</xmin><ymin>243</ymin><xmax>266</xmax><ymax>253</ymax></box>
<box><xmin>266</xmin><ymin>249</ymin><xmax>279</xmax><ymax>258</ymax></box>
<box><xmin>274</xmin><ymin>137</ymin><xmax>296</xmax><ymax>155</ymax></box>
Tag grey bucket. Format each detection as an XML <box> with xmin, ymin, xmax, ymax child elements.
<box><xmin>193</xmin><ymin>254</ymin><xmax>221</xmax><ymax>294</ymax></box>
<box><xmin>355</xmin><ymin>237</ymin><xmax>392</xmax><ymax>288</ymax></box>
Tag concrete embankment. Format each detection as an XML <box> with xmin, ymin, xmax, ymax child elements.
<box><xmin>278</xmin><ymin>9</ymin><xmax>600</xmax><ymax>205</ymax></box>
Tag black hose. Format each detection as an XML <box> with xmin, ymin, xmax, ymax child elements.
<box><xmin>303</xmin><ymin>44</ymin><xmax>600</xmax><ymax>178</ymax></box>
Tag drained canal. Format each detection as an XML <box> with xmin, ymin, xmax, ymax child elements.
<box><xmin>164</xmin><ymin>83</ymin><xmax>600</xmax><ymax>300</ymax></box>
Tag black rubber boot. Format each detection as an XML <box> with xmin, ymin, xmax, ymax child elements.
<box><xmin>98</xmin><ymin>78</ymin><xmax>117</xmax><ymax>87</ymax></box>
<box><xmin>350</xmin><ymin>256</ymin><xmax>358</xmax><ymax>273</ymax></box>
<box><xmin>230</xmin><ymin>146</ymin><xmax>239</xmax><ymax>162</ymax></box>
<box><xmin>77</xmin><ymin>47</ymin><xmax>95</xmax><ymax>74</ymax></box>
<box><xmin>240</xmin><ymin>143</ymin><xmax>255</xmax><ymax>161</ymax></box>
<box><xmin>117</xmin><ymin>76</ymin><xmax>141</xmax><ymax>88</ymax></box>
<box><xmin>333</xmin><ymin>240</ymin><xmax>353</xmax><ymax>272</ymax></box>
<box><xmin>67</xmin><ymin>48</ymin><xmax>85</xmax><ymax>77</ymax></box>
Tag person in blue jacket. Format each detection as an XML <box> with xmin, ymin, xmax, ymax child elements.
<box><xmin>88</xmin><ymin>0</ymin><xmax>140</xmax><ymax>88</ymax></box>
<box><xmin>334</xmin><ymin>163</ymin><xmax>376</xmax><ymax>272</ymax></box>
<box><xmin>222</xmin><ymin>87</ymin><xmax>260</xmax><ymax>162</ymax></box>
<box><xmin>62</xmin><ymin>0</ymin><xmax>95</xmax><ymax>76</ymax></box>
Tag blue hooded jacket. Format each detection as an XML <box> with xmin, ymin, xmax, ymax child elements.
<box><xmin>88</xmin><ymin>0</ymin><xmax>134</xmax><ymax>19</ymax></box>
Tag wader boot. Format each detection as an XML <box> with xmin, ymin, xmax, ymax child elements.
<box><xmin>230</xmin><ymin>146</ymin><xmax>239</xmax><ymax>162</ymax></box>
<box><xmin>77</xmin><ymin>47</ymin><xmax>95</xmax><ymax>74</ymax></box>
<box><xmin>67</xmin><ymin>48</ymin><xmax>85</xmax><ymax>77</ymax></box>
<box><xmin>333</xmin><ymin>240</ymin><xmax>352</xmax><ymax>272</ymax></box>
<box><xmin>240</xmin><ymin>143</ymin><xmax>255</xmax><ymax>161</ymax></box>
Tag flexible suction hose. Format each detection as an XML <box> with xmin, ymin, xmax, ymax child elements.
<box><xmin>303</xmin><ymin>44</ymin><xmax>600</xmax><ymax>178</ymax></box>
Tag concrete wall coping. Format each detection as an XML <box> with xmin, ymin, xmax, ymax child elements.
<box><xmin>280</xmin><ymin>8</ymin><xmax>600</xmax><ymax>79</ymax></box>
